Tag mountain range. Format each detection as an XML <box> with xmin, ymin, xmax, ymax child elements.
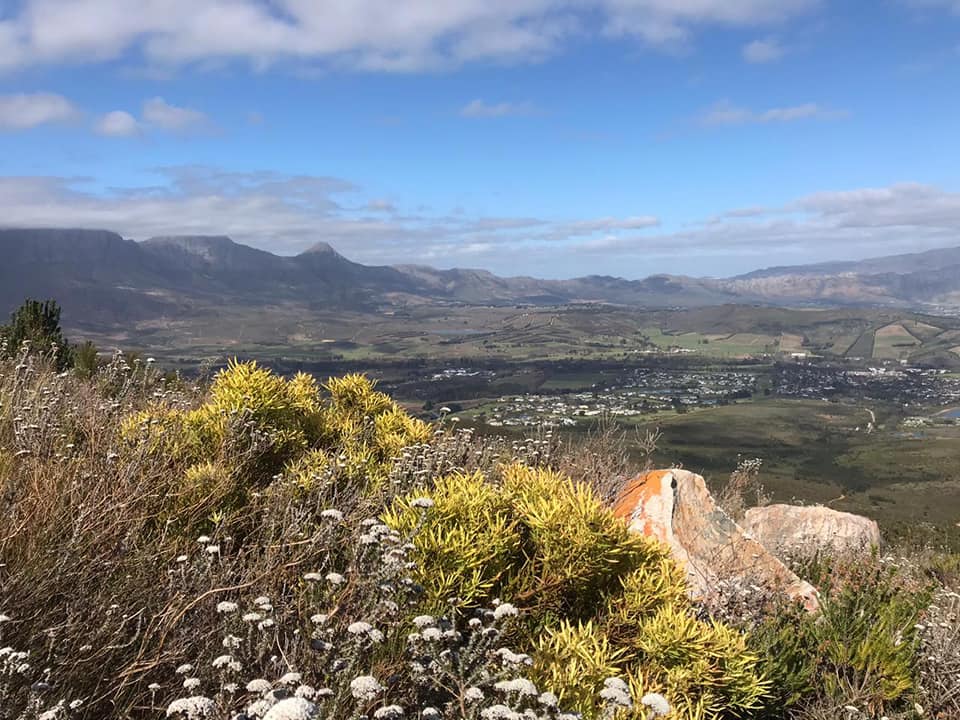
<box><xmin>2</xmin><ymin>228</ymin><xmax>959</xmax><ymax>330</ymax></box>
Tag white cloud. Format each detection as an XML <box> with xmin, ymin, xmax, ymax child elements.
<box><xmin>460</xmin><ymin>99</ymin><xmax>536</xmax><ymax>118</ymax></box>
<box><xmin>0</xmin><ymin>165</ymin><xmax>659</xmax><ymax>265</ymax></box>
<box><xmin>570</xmin><ymin>183</ymin><xmax>960</xmax><ymax>271</ymax></box>
<box><xmin>742</xmin><ymin>37</ymin><xmax>784</xmax><ymax>63</ymax></box>
<box><xmin>0</xmin><ymin>0</ymin><xmax>820</xmax><ymax>74</ymax></box>
<box><xmin>0</xmin><ymin>92</ymin><xmax>78</xmax><ymax>130</ymax></box>
<box><xmin>142</xmin><ymin>97</ymin><xmax>210</xmax><ymax>132</ymax></box>
<box><xmin>0</xmin><ymin>169</ymin><xmax>957</xmax><ymax>277</ymax></box>
<box><xmin>94</xmin><ymin>110</ymin><xmax>140</xmax><ymax>137</ymax></box>
<box><xmin>700</xmin><ymin>99</ymin><xmax>847</xmax><ymax>126</ymax></box>
<box><xmin>555</xmin><ymin>216</ymin><xmax>660</xmax><ymax>237</ymax></box>
<box><xmin>601</xmin><ymin>0</ymin><xmax>814</xmax><ymax>45</ymax></box>
<box><xmin>92</xmin><ymin>99</ymin><xmax>211</xmax><ymax>137</ymax></box>
<box><xmin>0</xmin><ymin>92</ymin><xmax>209</xmax><ymax>136</ymax></box>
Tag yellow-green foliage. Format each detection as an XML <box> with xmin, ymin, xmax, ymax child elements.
<box><xmin>385</xmin><ymin>470</ymin><xmax>523</xmax><ymax>604</ymax></box>
<box><xmin>120</xmin><ymin>405</ymin><xmax>213</xmax><ymax>461</ymax></box>
<box><xmin>384</xmin><ymin>464</ymin><xmax>770</xmax><ymax>719</ymax></box>
<box><xmin>502</xmin><ymin>464</ymin><xmax>665</xmax><ymax>618</ymax></box>
<box><xmin>384</xmin><ymin>464</ymin><xmax>662</xmax><ymax>617</ymax></box>
<box><xmin>607</xmin><ymin>557</ymin><xmax>688</xmax><ymax>637</ymax></box>
<box><xmin>170</xmin><ymin>460</ymin><xmax>245</xmax><ymax>522</ymax></box>
<box><xmin>121</xmin><ymin>361</ymin><xmax>431</xmax><ymax>498</ymax></box>
<box><xmin>534</xmin><ymin>620</ymin><xmax>628</xmax><ymax>715</ymax></box>
<box><xmin>633</xmin><ymin>606</ymin><xmax>765</xmax><ymax>719</ymax></box>
<box><xmin>320</xmin><ymin>374</ymin><xmax>432</xmax><ymax>479</ymax></box>
<box><xmin>285</xmin><ymin>448</ymin><xmax>331</xmax><ymax>492</ymax></box>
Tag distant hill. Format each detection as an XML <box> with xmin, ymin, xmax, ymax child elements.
<box><xmin>723</xmin><ymin>246</ymin><xmax>960</xmax><ymax>309</ymax></box>
<box><xmin>2</xmin><ymin>228</ymin><xmax>959</xmax><ymax>333</ymax></box>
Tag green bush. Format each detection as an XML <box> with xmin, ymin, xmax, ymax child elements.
<box><xmin>72</xmin><ymin>340</ymin><xmax>99</xmax><ymax>379</ymax></box>
<box><xmin>384</xmin><ymin>463</ymin><xmax>771</xmax><ymax>719</ymax></box>
<box><xmin>749</xmin><ymin>554</ymin><xmax>932</xmax><ymax>718</ymax></box>
<box><xmin>120</xmin><ymin>361</ymin><xmax>432</xmax><ymax>520</ymax></box>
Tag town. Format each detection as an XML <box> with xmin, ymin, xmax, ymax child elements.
<box><xmin>441</xmin><ymin>361</ymin><xmax>960</xmax><ymax>429</ymax></box>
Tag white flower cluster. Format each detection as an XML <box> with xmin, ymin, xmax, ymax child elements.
<box><xmin>599</xmin><ymin>677</ymin><xmax>632</xmax><ymax>709</ymax></box>
<box><xmin>261</xmin><ymin>697</ymin><xmax>319</xmax><ymax>720</ymax></box>
<box><xmin>347</xmin><ymin>620</ymin><xmax>385</xmax><ymax>643</ymax></box>
<box><xmin>0</xmin><ymin>646</ymin><xmax>31</xmax><ymax>676</ymax></box>
<box><xmin>494</xmin><ymin>678</ymin><xmax>539</xmax><ymax>697</ymax></box>
<box><xmin>165</xmin><ymin>695</ymin><xmax>216</xmax><ymax>719</ymax></box>
<box><xmin>640</xmin><ymin>692</ymin><xmax>671</xmax><ymax>717</ymax></box>
<box><xmin>350</xmin><ymin>674</ymin><xmax>385</xmax><ymax>702</ymax></box>
<box><xmin>402</xmin><ymin>604</ymin><xmax>581</xmax><ymax>720</ymax></box>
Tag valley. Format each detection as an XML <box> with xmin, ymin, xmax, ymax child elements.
<box><xmin>5</xmin><ymin>227</ymin><xmax>960</xmax><ymax>544</ymax></box>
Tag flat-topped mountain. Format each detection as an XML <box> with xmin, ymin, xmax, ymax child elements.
<box><xmin>2</xmin><ymin>228</ymin><xmax>959</xmax><ymax>330</ymax></box>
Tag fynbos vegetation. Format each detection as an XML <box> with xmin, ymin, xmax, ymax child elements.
<box><xmin>0</xmin><ymin>345</ymin><xmax>957</xmax><ymax>719</ymax></box>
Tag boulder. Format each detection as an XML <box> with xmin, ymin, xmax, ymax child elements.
<box><xmin>613</xmin><ymin>469</ymin><xmax>820</xmax><ymax>612</ymax></box>
<box><xmin>742</xmin><ymin>504</ymin><xmax>881</xmax><ymax>559</ymax></box>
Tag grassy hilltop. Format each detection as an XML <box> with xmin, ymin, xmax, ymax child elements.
<box><xmin>1</xmin><ymin>348</ymin><xmax>959</xmax><ymax>720</ymax></box>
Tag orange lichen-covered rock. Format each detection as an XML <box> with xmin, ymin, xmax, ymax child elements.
<box><xmin>614</xmin><ymin>468</ymin><xmax>820</xmax><ymax>612</ymax></box>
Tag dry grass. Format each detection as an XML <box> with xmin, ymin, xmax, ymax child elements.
<box><xmin>714</xmin><ymin>456</ymin><xmax>770</xmax><ymax>523</ymax></box>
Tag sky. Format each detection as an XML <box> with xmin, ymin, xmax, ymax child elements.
<box><xmin>0</xmin><ymin>0</ymin><xmax>959</xmax><ymax>279</ymax></box>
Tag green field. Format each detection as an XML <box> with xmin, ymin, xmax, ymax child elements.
<box><xmin>872</xmin><ymin>323</ymin><xmax>921</xmax><ymax>360</ymax></box>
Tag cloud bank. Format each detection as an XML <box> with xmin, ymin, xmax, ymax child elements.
<box><xmin>0</xmin><ymin>0</ymin><xmax>819</xmax><ymax>74</ymax></box>
<box><xmin>0</xmin><ymin>167</ymin><xmax>957</xmax><ymax>277</ymax></box>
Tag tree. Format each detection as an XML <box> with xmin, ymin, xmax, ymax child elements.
<box><xmin>1</xmin><ymin>299</ymin><xmax>74</xmax><ymax>370</ymax></box>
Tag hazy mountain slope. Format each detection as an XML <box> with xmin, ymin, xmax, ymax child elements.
<box><xmin>2</xmin><ymin>228</ymin><xmax>959</xmax><ymax>333</ymax></box>
<box><xmin>722</xmin><ymin>246</ymin><xmax>960</xmax><ymax>307</ymax></box>
<box><xmin>737</xmin><ymin>246</ymin><xmax>960</xmax><ymax>279</ymax></box>
<box><xmin>0</xmin><ymin>228</ymin><xmax>193</xmax><ymax>326</ymax></box>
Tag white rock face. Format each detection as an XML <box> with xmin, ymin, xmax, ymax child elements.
<box><xmin>742</xmin><ymin>504</ymin><xmax>881</xmax><ymax>558</ymax></box>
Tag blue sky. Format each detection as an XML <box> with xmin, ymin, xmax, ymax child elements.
<box><xmin>0</xmin><ymin>0</ymin><xmax>959</xmax><ymax>278</ymax></box>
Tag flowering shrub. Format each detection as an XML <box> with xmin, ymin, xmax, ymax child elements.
<box><xmin>120</xmin><ymin>362</ymin><xmax>432</xmax><ymax>518</ymax></box>
<box><xmin>384</xmin><ymin>464</ymin><xmax>770</xmax><ymax>719</ymax></box>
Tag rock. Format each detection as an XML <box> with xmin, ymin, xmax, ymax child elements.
<box><xmin>742</xmin><ymin>504</ymin><xmax>881</xmax><ymax>559</ymax></box>
<box><xmin>613</xmin><ymin>469</ymin><xmax>820</xmax><ymax>612</ymax></box>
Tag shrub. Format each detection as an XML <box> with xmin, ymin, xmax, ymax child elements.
<box><xmin>122</xmin><ymin>361</ymin><xmax>431</xmax><ymax>502</ymax></box>
<box><xmin>2</xmin><ymin>354</ymin><xmax>952</xmax><ymax>720</ymax></box>
<box><xmin>385</xmin><ymin>463</ymin><xmax>771</xmax><ymax>719</ymax></box>
<box><xmin>532</xmin><ymin>620</ymin><xmax>627</xmax><ymax>715</ymax></box>
<box><xmin>916</xmin><ymin>587</ymin><xmax>960</xmax><ymax>718</ymax></box>
<box><xmin>72</xmin><ymin>340</ymin><xmax>100</xmax><ymax>379</ymax></box>
<box><xmin>748</xmin><ymin>553</ymin><xmax>932</xmax><ymax>718</ymax></box>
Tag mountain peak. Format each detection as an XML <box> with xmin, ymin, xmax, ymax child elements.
<box><xmin>299</xmin><ymin>241</ymin><xmax>344</xmax><ymax>258</ymax></box>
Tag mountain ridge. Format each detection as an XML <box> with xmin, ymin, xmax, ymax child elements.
<box><xmin>2</xmin><ymin>228</ymin><xmax>958</xmax><ymax>330</ymax></box>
